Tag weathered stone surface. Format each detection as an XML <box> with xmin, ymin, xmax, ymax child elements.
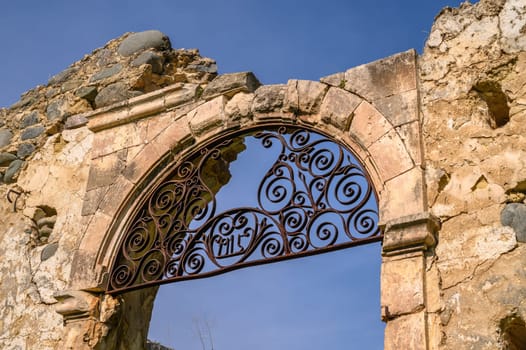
<box><xmin>46</xmin><ymin>99</ymin><xmax>66</xmax><ymax>121</ymax></box>
<box><xmin>94</xmin><ymin>82</ymin><xmax>138</xmax><ymax>108</ymax></box>
<box><xmin>41</xmin><ymin>242</ymin><xmax>59</xmax><ymax>261</ymax></box>
<box><xmin>0</xmin><ymin>152</ymin><xmax>17</xmax><ymax>166</ymax></box>
<box><xmin>90</xmin><ymin>63</ymin><xmax>123</xmax><ymax>82</ymax></box>
<box><xmin>502</xmin><ymin>203</ymin><xmax>526</xmax><ymax>242</ymax></box>
<box><xmin>284</xmin><ymin>79</ymin><xmax>328</xmax><ymax>114</ymax></box>
<box><xmin>252</xmin><ymin>84</ymin><xmax>286</xmax><ymax>112</ymax></box>
<box><xmin>75</xmin><ymin>86</ymin><xmax>98</xmax><ymax>103</ymax></box>
<box><xmin>17</xmin><ymin>143</ymin><xmax>35</xmax><ymax>159</ymax></box>
<box><xmin>188</xmin><ymin>96</ymin><xmax>225</xmax><ymax>136</ymax></box>
<box><xmin>61</xmin><ymin>79</ymin><xmax>82</xmax><ymax>93</ymax></box>
<box><xmin>131</xmin><ymin>51</ymin><xmax>164</xmax><ymax>74</ymax></box>
<box><xmin>4</xmin><ymin>159</ymin><xmax>24</xmax><ymax>183</ymax></box>
<box><xmin>201</xmin><ymin>72</ymin><xmax>260</xmax><ymax>99</ymax></box>
<box><xmin>225</xmin><ymin>92</ymin><xmax>253</xmax><ymax>121</ymax></box>
<box><xmin>86</xmin><ymin>150</ymin><xmax>127</xmax><ymax>191</ymax></box>
<box><xmin>350</xmin><ymin>101</ymin><xmax>392</xmax><ymax>147</ymax></box>
<box><xmin>319</xmin><ymin>87</ymin><xmax>362</xmax><ymax>129</ymax></box>
<box><xmin>20</xmin><ymin>125</ymin><xmax>45</xmax><ymax>140</ymax></box>
<box><xmin>0</xmin><ymin>128</ymin><xmax>13</xmax><ymax>148</ymax></box>
<box><xmin>384</xmin><ymin>312</ymin><xmax>426</xmax><ymax>350</ymax></box>
<box><xmin>21</xmin><ymin>110</ymin><xmax>40</xmax><ymax>128</ymax></box>
<box><xmin>499</xmin><ymin>0</ymin><xmax>526</xmax><ymax>53</ymax></box>
<box><xmin>324</xmin><ymin>50</ymin><xmax>417</xmax><ymax>102</ymax></box>
<box><xmin>118</xmin><ymin>30</ymin><xmax>171</xmax><ymax>56</ymax></box>
<box><xmin>48</xmin><ymin>67</ymin><xmax>77</xmax><ymax>85</ymax></box>
<box><xmin>381</xmin><ymin>256</ymin><xmax>424</xmax><ymax>317</ymax></box>
<box><xmin>65</xmin><ymin>115</ymin><xmax>89</xmax><ymax>129</ymax></box>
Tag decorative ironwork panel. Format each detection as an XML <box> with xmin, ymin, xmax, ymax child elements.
<box><xmin>107</xmin><ymin>125</ymin><xmax>381</xmax><ymax>293</ymax></box>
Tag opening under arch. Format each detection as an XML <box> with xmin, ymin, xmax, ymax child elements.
<box><xmin>106</xmin><ymin>124</ymin><xmax>382</xmax><ymax>294</ymax></box>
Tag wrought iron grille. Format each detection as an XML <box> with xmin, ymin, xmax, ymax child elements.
<box><xmin>107</xmin><ymin>125</ymin><xmax>381</xmax><ymax>293</ymax></box>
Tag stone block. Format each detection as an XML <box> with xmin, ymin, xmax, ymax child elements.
<box><xmin>82</xmin><ymin>187</ymin><xmax>108</xmax><ymax>216</ymax></box>
<box><xmin>46</xmin><ymin>98</ymin><xmax>66</xmax><ymax>121</ymax></box>
<box><xmin>98</xmin><ymin>177</ymin><xmax>134</xmax><ymax>217</ymax></box>
<box><xmin>94</xmin><ymin>82</ymin><xmax>133</xmax><ymax>109</ymax></box>
<box><xmin>201</xmin><ymin>72</ymin><xmax>261</xmax><ymax>99</ymax></box>
<box><xmin>343</xmin><ymin>50</ymin><xmax>417</xmax><ymax>101</ymax></box>
<box><xmin>0</xmin><ymin>152</ymin><xmax>17</xmax><ymax>166</ymax></box>
<box><xmin>368</xmin><ymin>129</ymin><xmax>414</xmax><ymax>181</ymax></box>
<box><xmin>0</xmin><ymin>128</ymin><xmax>13</xmax><ymax>148</ymax></box>
<box><xmin>131</xmin><ymin>51</ymin><xmax>164</xmax><ymax>74</ymax></box>
<box><xmin>381</xmin><ymin>255</ymin><xmax>424</xmax><ymax>317</ymax></box>
<box><xmin>118</xmin><ymin>30</ymin><xmax>171</xmax><ymax>57</ymax></box>
<box><xmin>65</xmin><ymin>114</ymin><xmax>89</xmax><ymax>129</ymax></box>
<box><xmin>86</xmin><ymin>150</ymin><xmax>127</xmax><ymax>191</ymax></box>
<box><xmin>75</xmin><ymin>86</ymin><xmax>98</xmax><ymax>103</ymax></box>
<box><xmin>380</xmin><ymin>167</ymin><xmax>426</xmax><ymax>223</ymax></box>
<box><xmin>319</xmin><ymin>87</ymin><xmax>362</xmax><ymax>130</ymax></box>
<box><xmin>373</xmin><ymin>89</ymin><xmax>419</xmax><ymax>127</ymax></box>
<box><xmin>17</xmin><ymin>143</ymin><xmax>35</xmax><ymax>159</ymax></box>
<box><xmin>20</xmin><ymin>111</ymin><xmax>40</xmax><ymax>128</ymax></box>
<box><xmin>4</xmin><ymin>159</ymin><xmax>24</xmax><ymax>183</ymax></box>
<box><xmin>350</xmin><ymin>101</ymin><xmax>392</xmax><ymax>147</ymax></box>
<box><xmin>252</xmin><ymin>84</ymin><xmax>286</xmax><ymax>113</ymax></box>
<box><xmin>396</xmin><ymin>121</ymin><xmax>422</xmax><ymax>165</ymax></box>
<box><xmin>91</xmin><ymin>122</ymin><xmax>144</xmax><ymax>159</ymax></box>
<box><xmin>501</xmin><ymin>203</ymin><xmax>526</xmax><ymax>242</ymax></box>
<box><xmin>225</xmin><ymin>92</ymin><xmax>254</xmax><ymax>122</ymax></box>
<box><xmin>284</xmin><ymin>79</ymin><xmax>328</xmax><ymax>115</ymax></box>
<box><xmin>48</xmin><ymin>67</ymin><xmax>77</xmax><ymax>85</ymax></box>
<box><xmin>90</xmin><ymin>64</ymin><xmax>123</xmax><ymax>82</ymax></box>
<box><xmin>382</xmin><ymin>212</ymin><xmax>439</xmax><ymax>254</ymax></box>
<box><xmin>163</xmin><ymin>83</ymin><xmax>199</xmax><ymax>108</ymax></box>
<box><xmin>188</xmin><ymin>96</ymin><xmax>225</xmax><ymax>136</ymax></box>
<box><xmin>20</xmin><ymin>125</ymin><xmax>45</xmax><ymax>141</ymax></box>
<box><xmin>384</xmin><ymin>312</ymin><xmax>426</xmax><ymax>350</ymax></box>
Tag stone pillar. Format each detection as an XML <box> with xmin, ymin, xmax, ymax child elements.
<box><xmin>380</xmin><ymin>213</ymin><xmax>439</xmax><ymax>350</ymax></box>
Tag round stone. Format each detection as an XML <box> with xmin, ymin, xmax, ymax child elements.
<box><xmin>117</xmin><ymin>30</ymin><xmax>171</xmax><ymax>57</ymax></box>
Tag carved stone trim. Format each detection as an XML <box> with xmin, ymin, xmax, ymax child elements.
<box><xmin>381</xmin><ymin>212</ymin><xmax>440</xmax><ymax>256</ymax></box>
<box><xmin>54</xmin><ymin>290</ymin><xmax>100</xmax><ymax>324</ymax></box>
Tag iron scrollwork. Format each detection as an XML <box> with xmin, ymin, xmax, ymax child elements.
<box><xmin>107</xmin><ymin>126</ymin><xmax>381</xmax><ymax>293</ymax></box>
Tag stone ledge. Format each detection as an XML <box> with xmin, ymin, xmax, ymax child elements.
<box><xmin>381</xmin><ymin>212</ymin><xmax>440</xmax><ymax>255</ymax></box>
<box><xmin>85</xmin><ymin>83</ymin><xmax>198</xmax><ymax>132</ymax></box>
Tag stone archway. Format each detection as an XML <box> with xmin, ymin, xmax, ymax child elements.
<box><xmin>57</xmin><ymin>50</ymin><xmax>438</xmax><ymax>350</ymax></box>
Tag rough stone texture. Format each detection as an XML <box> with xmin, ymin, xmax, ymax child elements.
<box><xmin>117</xmin><ymin>30</ymin><xmax>171</xmax><ymax>56</ymax></box>
<box><xmin>131</xmin><ymin>51</ymin><xmax>164</xmax><ymax>74</ymax></box>
<box><xmin>420</xmin><ymin>1</ymin><xmax>526</xmax><ymax>348</ymax></box>
<box><xmin>502</xmin><ymin>203</ymin><xmax>526</xmax><ymax>242</ymax></box>
<box><xmin>20</xmin><ymin>125</ymin><xmax>45</xmax><ymax>140</ymax></box>
<box><xmin>201</xmin><ymin>71</ymin><xmax>260</xmax><ymax>99</ymax></box>
<box><xmin>0</xmin><ymin>4</ymin><xmax>525</xmax><ymax>349</ymax></box>
<box><xmin>0</xmin><ymin>152</ymin><xmax>17</xmax><ymax>166</ymax></box>
<box><xmin>252</xmin><ymin>84</ymin><xmax>286</xmax><ymax>113</ymax></box>
<box><xmin>0</xmin><ymin>128</ymin><xmax>13</xmax><ymax>147</ymax></box>
<box><xmin>21</xmin><ymin>110</ymin><xmax>40</xmax><ymax>128</ymax></box>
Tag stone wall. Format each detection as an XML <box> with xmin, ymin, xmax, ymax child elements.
<box><xmin>0</xmin><ymin>1</ymin><xmax>524</xmax><ymax>349</ymax></box>
<box><xmin>420</xmin><ymin>0</ymin><xmax>526</xmax><ymax>348</ymax></box>
<box><xmin>0</xmin><ymin>30</ymin><xmax>217</xmax><ymax>350</ymax></box>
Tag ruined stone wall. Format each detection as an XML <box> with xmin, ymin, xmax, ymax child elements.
<box><xmin>420</xmin><ymin>0</ymin><xmax>526</xmax><ymax>348</ymax></box>
<box><xmin>0</xmin><ymin>1</ymin><xmax>525</xmax><ymax>349</ymax></box>
<box><xmin>0</xmin><ymin>31</ymin><xmax>217</xmax><ymax>350</ymax></box>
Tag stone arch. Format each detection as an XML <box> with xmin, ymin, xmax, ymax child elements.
<box><xmin>59</xmin><ymin>50</ymin><xmax>437</xmax><ymax>349</ymax></box>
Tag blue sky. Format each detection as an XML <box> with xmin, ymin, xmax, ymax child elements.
<box><xmin>1</xmin><ymin>1</ymin><xmax>467</xmax><ymax>349</ymax></box>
